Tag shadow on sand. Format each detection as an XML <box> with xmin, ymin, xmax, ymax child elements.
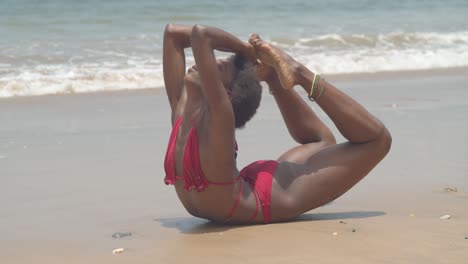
<box><xmin>155</xmin><ymin>210</ymin><xmax>386</xmax><ymax>234</ymax></box>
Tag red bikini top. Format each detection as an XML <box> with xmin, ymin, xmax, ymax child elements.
<box><xmin>163</xmin><ymin>117</ymin><xmax>239</xmax><ymax>192</ymax></box>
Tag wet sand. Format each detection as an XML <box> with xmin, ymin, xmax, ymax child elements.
<box><xmin>1</xmin><ymin>69</ymin><xmax>468</xmax><ymax>263</ymax></box>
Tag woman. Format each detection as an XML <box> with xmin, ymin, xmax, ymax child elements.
<box><xmin>163</xmin><ymin>24</ymin><xmax>391</xmax><ymax>224</ymax></box>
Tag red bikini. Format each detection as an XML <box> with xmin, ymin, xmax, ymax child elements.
<box><xmin>163</xmin><ymin>117</ymin><xmax>278</xmax><ymax>224</ymax></box>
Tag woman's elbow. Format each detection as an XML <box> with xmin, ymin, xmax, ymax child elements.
<box><xmin>164</xmin><ymin>23</ymin><xmax>174</xmax><ymax>35</ymax></box>
<box><xmin>191</xmin><ymin>24</ymin><xmax>206</xmax><ymax>35</ymax></box>
<box><xmin>191</xmin><ymin>25</ymin><xmax>210</xmax><ymax>43</ymax></box>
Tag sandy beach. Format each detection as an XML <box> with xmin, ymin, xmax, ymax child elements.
<box><xmin>1</xmin><ymin>69</ymin><xmax>468</xmax><ymax>263</ymax></box>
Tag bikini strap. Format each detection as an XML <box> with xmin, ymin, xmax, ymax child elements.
<box><xmin>248</xmin><ymin>184</ymin><xmax>260</xmax><ymax>222</ymax></box>
<box><xmin>208</xmin><ymin>175</ymin><xmax>242</xmax><ymax>185</ymax></box>
<box><xmin>224</xmin><ymin>179</ymin><xmax>243</xmax><ymax>222</ymax></box>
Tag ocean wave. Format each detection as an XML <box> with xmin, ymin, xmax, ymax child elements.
<box><xmin>273</xmin><ymin>31</ymin><xmax>468</xmax><ymax>51</ymax></box>
<box><xmin>1</xmin><ymin>31</ymin><xmax>468</xmax><ymax>98</ymax></box>
<box><xmin>274</xmin><ymin>31</ymin><xmax>468</xmax><ymax>73</ymax></box>
<box><xmin>0</xmin><ymin>64</ymin><xmax>164</xmax><ymax>98</ymax></box>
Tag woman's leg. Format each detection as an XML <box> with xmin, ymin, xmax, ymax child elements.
<box><xmin>250</xmin><ymin>35</ymin><xmax>392</xmax><ymax>221</ymax></box>
<box><xmin>250</xmin><ymin>34</ymin><xmax>335</xmax><ymax>162</ymax></box>
<box><xmin>266</xmin><ymin>73</ymin><xmax>336</xmax><ymax>162</ymax></box>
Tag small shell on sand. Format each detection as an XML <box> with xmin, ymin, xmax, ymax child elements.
<box><xmin>332</xmin><ymin>232</ymin><xmax>338</xmax><ymax>236</ymax></box>
<box><xmin>444</xmin><ymin>187</ymin><xmax>458</xmax><ymax>193</ymax></box>
<box><xmin>112</xmin><ymin>232</ymin><xmax>132</xmax><ymax>238</ymax></box>
<box><xmin>440</xmin><ymin>214</ymin><xmax>452</xmax><ymax>220</ymax></box>
<box><xmin>112</xmin><ymin>248</ymin><xmax>125</xmax><ymax>254</ymax></box>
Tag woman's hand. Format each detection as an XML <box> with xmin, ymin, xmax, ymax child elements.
<box><xmin>243</xmin><ymin>42</ymin><xmax>257</xmax><ymax>64</ymax></box>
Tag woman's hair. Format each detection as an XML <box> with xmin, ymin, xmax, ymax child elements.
<box><xmin>228</xmin><ymin>54</ymin><xmax>262</xmax><ymax>129</ymax></box>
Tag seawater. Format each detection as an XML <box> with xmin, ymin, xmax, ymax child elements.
<box><xmin>1</xmin><ymin>0</ymin><xmax>468</xmax><ymax>97</ymax></box>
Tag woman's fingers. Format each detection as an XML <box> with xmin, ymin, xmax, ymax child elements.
<box><xmin>248</xmin><ymin>33</ymin><xmax>261</xmax><ymax>47</ymax></box>
<box><xmin>244</xmin><ymin>42</ymin><xmax>257</xmax><ymax>63</ymax></box>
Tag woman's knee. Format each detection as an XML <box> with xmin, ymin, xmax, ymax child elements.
<box><xmin>373</xmin><ymin>126</ymin><xmax>392</xmax><ymax>159</ymax></box>
<box><xmin>380</xmin><ymin>127</ymin><xmax>392</xmax><ymax>154</ymax></box>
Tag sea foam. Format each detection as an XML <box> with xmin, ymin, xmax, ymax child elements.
<box><xmin>1</xmin><ymin>31</ymin><xmax>468</xmax><ymax>98</ymax></box>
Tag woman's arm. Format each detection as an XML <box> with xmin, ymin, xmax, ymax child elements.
<box><xmin>190</xmin><ymin>25</ymin><xmax>255</xmax><ymax>166</ymax></box>
<box><xmin>190</xmin><ymin>25</ymin><xmax>254</xmax><ymax>115</ymax></box>
<box><xmin>163</xmin><ymin>24</ymin><xmax>192</xmax><ymax>123</ymax></box>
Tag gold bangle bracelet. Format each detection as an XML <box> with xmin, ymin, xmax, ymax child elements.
<box><xmin>308</xmin><ymin>74</ymin><xmax>320</xmax><ymax>101</ymax></box>
<box><xmin>316</xmin><ymin>78</ymin><xmax>326</xmax><ymax>100</ymax></box>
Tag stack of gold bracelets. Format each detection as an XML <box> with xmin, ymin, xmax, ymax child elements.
<box><xmin>308</xmin><ymin>74</ymin><xmax>326</xmax><ymax>102</ymax></box>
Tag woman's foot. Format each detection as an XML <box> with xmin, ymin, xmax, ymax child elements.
<box><xmin>249</xmin><ymin>34</ymin><xmax>301</xmax><ymax>90</ymax></box>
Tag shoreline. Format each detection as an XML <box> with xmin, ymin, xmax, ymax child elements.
<box><xmin>2</xmin><ymin>66</ymin><xmax>468</xmax><ymax>101</ymax></box>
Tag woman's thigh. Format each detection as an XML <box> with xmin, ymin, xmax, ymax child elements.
<box><xmin>270</xmin><ymin>138</ymin><xmax>390</xmax><ymax>222</ymax></box>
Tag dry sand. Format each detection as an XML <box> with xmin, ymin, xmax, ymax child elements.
<box><xmin>1</xmin><ymin>69</ymin><xmax>467</xmax><ymax>263</ymax></box>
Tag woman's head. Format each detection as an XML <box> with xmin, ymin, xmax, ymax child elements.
<box><xmin>226</xmin><ymin>54</ymin><xmax>262</xmax><ymax>128</ymax></box>
<box><xmin>185</xmin><ymin>54</ymin><xmax>262</xmax><ymax>129</ymax></box>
